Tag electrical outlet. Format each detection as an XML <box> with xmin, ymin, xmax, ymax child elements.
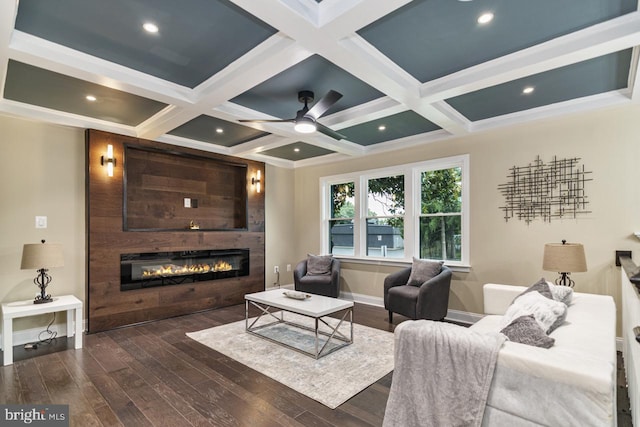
<box><xmin>274</xmin><ymin>266</ymin><xmax>279</xmax><ymax>274</ymax></box>
<box><xmin>286</xmin><ymin>264</ymin><xmax>291</xmax><ymax>272</ymax></box>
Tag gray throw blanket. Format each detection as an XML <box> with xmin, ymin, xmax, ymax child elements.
<box><xmin>383</xmin><ymin>320</ymin><xmax>506</xmax><ymax>427</ymax></box>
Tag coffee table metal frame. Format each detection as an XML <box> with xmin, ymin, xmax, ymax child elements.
<box><xmin>245</xmin><ymin>290</ymin><xmax>353</xmax><ymax>359</ymax></box>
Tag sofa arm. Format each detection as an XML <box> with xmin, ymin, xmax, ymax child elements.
<box><xmin>483</xmin><ymin>283</ymin><xmax>527</xmax><ymax>315</ymax></box>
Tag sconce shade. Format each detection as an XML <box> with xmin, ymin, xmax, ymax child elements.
<box><xmin>542</xmin><ymin>242</ymin><xmax>587</xmax><ymax>273</ymax></box>
<box><xmin>21</xmin><ymin>242</ymin><xmax>64</xmax><ymax>270</ymax></box>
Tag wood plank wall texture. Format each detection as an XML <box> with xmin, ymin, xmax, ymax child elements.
<box><xmin>86</xmin><ymin>129</ymin><xmax>265</xmax><ymax>332</ymax></box>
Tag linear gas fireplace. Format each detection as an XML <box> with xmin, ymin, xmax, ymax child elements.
<box><xmin>120</xmin><ymin>249</ymin><xmax>249</xmax><ymax>291</ymax></box>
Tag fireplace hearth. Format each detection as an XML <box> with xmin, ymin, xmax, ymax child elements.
<box><xmin>120</xmin><ymin>249</ymin><xmax>249</xmax><ymax>291</ymax></box>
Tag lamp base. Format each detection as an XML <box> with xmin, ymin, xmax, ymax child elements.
<box><xmin>33</xmin><ymin>268</ymin><xmax>54</xmax><ymax>304</ymax></box>
<box><xmin>34</xmin><ymin>294</ymin><xmax>53</xmax><ymax>304</ymax></box>
<box><xmin>555</xmin><ymin>272</ymin><xmax>575</xmax><ymax>288</ymax></box>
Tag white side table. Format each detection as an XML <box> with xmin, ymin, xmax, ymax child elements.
<box><xmin>1</xmin><ymin>295</ymin><xmax>83</xmax><ymax>366</ymax></box>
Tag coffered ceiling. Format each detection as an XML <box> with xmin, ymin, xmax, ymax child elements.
<box><xmin>1</xmin><ymin>0</ymin><xmax>639</xmax><ymax>168</ymax></box>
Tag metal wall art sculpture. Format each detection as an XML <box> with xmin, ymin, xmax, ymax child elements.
<box><xmin>498</xmin><ymin>156</ymin><xmax>592</xmax><ymax>224</ymax></box>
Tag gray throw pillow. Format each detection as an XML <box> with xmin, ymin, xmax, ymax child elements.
<box><xmin>516</xmin><ymin>277</ymin><xmax>553</xmax><ymax>301</ymax></box>
<box><xmin>307</xmin><ymin>254</ymin><xmax>333</xmax><ymax>275</ymax></box>
<box><xmin>501</xmin><ymin>314</ymin><xmax>555</xmax><ymax>349</ymax></box>
<box><xmin>406</xmin><ymin>257</ymin><xmax>443</xmax><ymax>287</ymax></box>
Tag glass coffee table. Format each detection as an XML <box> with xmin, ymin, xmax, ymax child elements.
<box><xmin>245</xmin><ymin>289</ymin><xmax>354</xmax><ymax>359</ymax></box>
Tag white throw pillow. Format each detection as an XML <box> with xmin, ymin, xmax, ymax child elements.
<box><xmin>546</xmin><ymin>281</ymin><xmax>574</xmax><ymax>305</ymax></box>
<box><xmin>500</xmin><ymin>291</ymin><xmax>568</xmax><ymax>334</ymax></box>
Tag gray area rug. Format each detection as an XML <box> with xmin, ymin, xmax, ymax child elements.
<box><xmin>186</xmin><ymin>311</ymin><xmax>394</xmax><ymax>409</ymax></box>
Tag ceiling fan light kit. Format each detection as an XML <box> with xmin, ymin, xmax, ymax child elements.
<box><xmin>240</xmin><ymin>90</ymin><xmax>345</xmax><ymax>140</ymax></box>
<box><xmin>294</xmin><ymin>117</ymin><xmax>316</xmax><ymax>133</ymax></box>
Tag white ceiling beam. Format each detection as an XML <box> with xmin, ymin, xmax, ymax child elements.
<box><xmin>471</xmin><ymin>90</ymin><xmax>632</xmax><ymax>133</ymax></box>
<box><xmin>192</xmin><ymin>34</ymin><xmax>310</xmax><ymax>106</ymax></box>
<box><xmin>628</xmin><ymin>46</ymin><xmax>640</xmax><ymax>102</ymax></box>
<box><xmin>323</xmin><ymin>96</ymin><xmax>406</xmax><ymax>129</ymax></box>
<box><xmin>154</xmin><ymin>133</ymin><xmax>233</xmax><ymax>156</ymax></box>
<box><xmin>139</xmin><ymin>35</ymin><xmax>313</xmax><ymax>140</ymax></box>
<box><xmin>420</xmin><ymin>12</ymin><xmax>640</xmax><ymax>102</ymax></box>
<box><xmin>0</xmin><ymin>98</ymin><xmax>136</xmax><ymax>136</ymax></box>
<box><xmin>0</xmin><ymin>0</ymin><xmax>18</xmax><ymax>98</ymax></box>
<box><xmin>9</xmin><ymin>31</ymin><xmax>194</xmax><ymax>106</ymax></box>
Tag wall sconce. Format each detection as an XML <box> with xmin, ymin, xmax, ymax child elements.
<box><xmin>101</xmin><ymin>144</ymin><xmax>116</xmax><ymax>177</ymax></box>
<box><xmin>252</xmin><ymin>170</ymin><xmax>262</xmax><ymax>193</ymax></box>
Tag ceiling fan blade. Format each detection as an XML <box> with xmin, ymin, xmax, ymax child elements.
<box><xmin>238</xmin><ymin>118</ymin><xmax>295</xmax><ymax>123</ymax></box>
<box><xmin>316</xmin><ymin>122</ymin><xmax>346</xmax><ymax>140</ymax></box>
<box><xmin>306</xmin><ymin>90</ymin><xmax>343</xmax><ymax>120</ymax></box>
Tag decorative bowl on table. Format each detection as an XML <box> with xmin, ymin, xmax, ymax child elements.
<box><xmin>283</xmin><ymin>290</ymin><xmax>311</xmax><ymax>300</ymax></box>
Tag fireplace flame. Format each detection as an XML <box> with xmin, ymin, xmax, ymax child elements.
<box><xmin>142</xmin><ymin>260</ymin><xmax>233</xmax><ymax>278</ymax></box>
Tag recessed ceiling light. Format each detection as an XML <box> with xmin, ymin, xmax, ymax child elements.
<box><xmin>378</xmin><ymin>125</ymin><xmax>386</xmax><ymax>131</ymax></box>
<box><xmin>294</xmin><ymin>148</ymin><xmax>300</xmax><ymax>152</ymax></box>
<box><xmin>477</xmin><ymin>12</ymin><xmax>494</xmax><ymax>24</ymax></box>
<box><xmin>86</xmin><ymin>95</ymin><xmax>97</xmax><ymax>102</ymax></box>
<box><xmin>215</xmin><ymin>128</ymin><xmax>223</xmax><ymax>134</ymax></box>
<box><xmin>522</xmin><ymin>86</ymin><xmax>535</xmax><ymax>95</ymax></box>
<box><xmin>143</xmin><ymin>22</ymin><xmax>159</xmax><ymax>33</ymax></box>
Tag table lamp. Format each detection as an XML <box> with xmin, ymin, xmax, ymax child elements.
<box><xmin>542</xmin><ymin>240</ymin><xmax>587</xmax><ymax>288</ymax></box>
<box><xmin>20</xmin><ymin>240</ymin><xmax>64</xmax><ymax>304</ymax></box>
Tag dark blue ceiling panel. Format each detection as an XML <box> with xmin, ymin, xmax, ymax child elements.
<box><xmin>168</xmin><ymin>115</ymin><xmax>269</xmax><ymax>147</ymax></box>
<box><xmin>3</xmin><ymin>60</ymin><xmax>167</xmax><ymax>126</ymax></box>
<box><xmin>341</xmin><ymin>111</ymin><xmax>441</xmax><ymax>146</ymax></box>
<box><xmin>231</xmin><ymin>55</ymin><xmax>384</xmax><ymax>120</ymax></box>
<box><xmin>261</xmin><ymin>142</ymin><xmax>335</xmax><ymax>161</ymax></box>
<box><xmin>358</xmin><ymin>0</ymin><xmax>637</xmax><ymax>83</ymax></box>
<box><xmin>15</xmin><ymin>0</ymin><xmax>277</xmax><ymax>88</ymax></box>
<box><xmin>446</xmin><ymin>49</ymin><xmax>632</xmax><ymax>122</ymax></box>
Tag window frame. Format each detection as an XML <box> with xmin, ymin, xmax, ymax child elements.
<box><xmin>320</xmin><ymin>154</ymin><xmax>470</xmax><ymax>268</ymax></box>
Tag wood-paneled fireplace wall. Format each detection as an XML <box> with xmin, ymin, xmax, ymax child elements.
<box><xmin>86</xmin><ymin>129</ymin><xmax>265</xmax><ymax>332</ymax></box>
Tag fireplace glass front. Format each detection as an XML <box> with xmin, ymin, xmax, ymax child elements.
<box><xmin>120</xmin><ymin>249</ymin><xmax>249</xmax><ymax>291</ymax></box>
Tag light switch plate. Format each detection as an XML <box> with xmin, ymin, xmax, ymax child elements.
<box><xmin>35</xmin><ymin>216</ymin><xmax>47</xmax><ymax>228</ymax></box>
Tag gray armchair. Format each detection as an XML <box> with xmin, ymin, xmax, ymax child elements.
<box><xmin>294</xmin><ymin>258</ymin><xmax>341</xmax><ymax>298</ymax></box>
<box><xmin>384</xmin><ymin>265</ymin><xmax>452</xmax><ymax>322</ymax></box>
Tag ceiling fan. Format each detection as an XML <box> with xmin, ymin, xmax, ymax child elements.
<box><xmin>239</xmin><ymin>90</ymin><xmax>346</xmax><ymax>140</ymax></box>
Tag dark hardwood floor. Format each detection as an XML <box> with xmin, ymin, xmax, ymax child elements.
<box><xmin>0</xmin><ymin>302</ymin><xmax>634</xmax><ymax>426</ymax></box>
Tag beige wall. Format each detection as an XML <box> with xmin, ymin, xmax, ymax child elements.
<box><xmin>0</xmin><ymin>115</ymin><xmax>85</xmax><ymax>331</ymax></box>
<box><xmin>264</xmin><ymin>163</ymin><xmax>296</xmax><ymax>287</ymax></box>
<box><xmin>293</xmin><ymin>104</ymin><xmax>640</xmax><ymax>333</ymax></box>
<box><xmin>3</xmin><ymin>102</ymin><xmax>639</xmax><ymax>336</ymax></box>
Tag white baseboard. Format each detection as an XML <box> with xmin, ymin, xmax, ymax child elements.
<box><xmin>340</xmin><ymin>291</ymin><xmax>483</xmax><ymax>325</ymax></box>
<box><xmin>0</xmin><ymin>322</ymin><xmax>86</xmax><ymax>349</ymax></box>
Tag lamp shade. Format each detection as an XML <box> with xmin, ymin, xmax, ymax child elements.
<box><xmin>542</xmin><ymin>242</ymin><xmax>587</xmax><ymax>273</ymax></box>
<box><xmin>21</xmin><ymin>242</ymin><xmax>64</xmax><ymax>270</ymax></box>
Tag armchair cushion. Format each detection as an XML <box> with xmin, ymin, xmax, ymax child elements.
<box><xmin>406</xmin><ymin>258</ymin><xmax>443</xmax><ymax>287</ymax></box>
<box><xmin>306</xmin><ymin>254</ymin><xmax>333</xmax><ymax>275</ymax></box>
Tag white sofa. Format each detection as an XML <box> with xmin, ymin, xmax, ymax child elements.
<box><xmin>469</xmin><ymin>283</ymin><xmax>617</xmax><ymax>427</ymax></box>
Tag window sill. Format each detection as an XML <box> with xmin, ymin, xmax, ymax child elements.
<box><xmin>333</xmin><ymin>256</ymin><xmax>471</xmax><ymax>273</ymax></box>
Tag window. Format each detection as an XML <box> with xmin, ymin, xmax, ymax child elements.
<box><xmin>321</xmin><ymin>155</ymin><xmax>469</xmax><ymax>267</ymax></box>
<box><xmin>329</xmin><ymin>182</ymin><xmax>355</xmax><ymax>256</ymax></box>
<box><xmin>419</xmin><ymin>168</ymin><xmax>462</xmax><ymax>261</ymax></box>
<box><xmin>366</xmin><ymin>175</ymin><xmax>404</xmax><ymax>258</ymax></box>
